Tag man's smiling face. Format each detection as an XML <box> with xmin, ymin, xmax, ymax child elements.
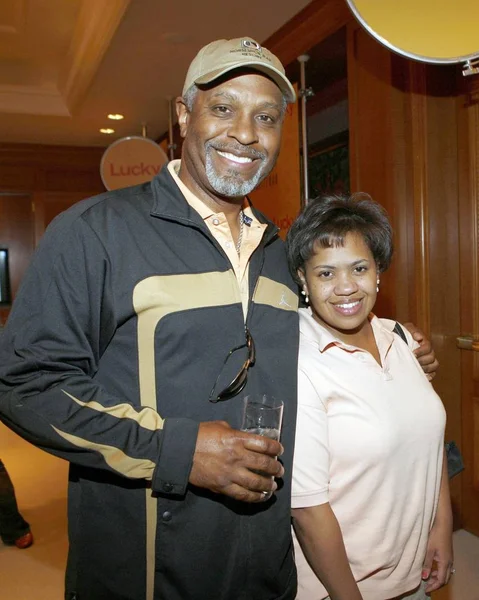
<box><xmin>177</xmin><ymin>72</ymin><xmax>284</xmax><ymax>204</ymax></box>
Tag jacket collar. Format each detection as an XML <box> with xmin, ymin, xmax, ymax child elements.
<box><xmin>150</xmin><ymin>164</ymin><xmax>279</xmax><ymax>244</ymax></box>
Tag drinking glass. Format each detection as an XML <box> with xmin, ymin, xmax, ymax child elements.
<box><xmin>241</xmin><ymin>394</ymin><xmax>284</xmax><ymax>440</ymax></box>
<box><xmin>241</xmin><ymin>394</ymin><xmax>284</xmax><ymax>500</ymax></box>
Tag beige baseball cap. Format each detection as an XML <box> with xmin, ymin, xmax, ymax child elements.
<box><xmin>182</xmin><ymin>37</ymin><xmax>296</xmax><ymax>103</ymax></box>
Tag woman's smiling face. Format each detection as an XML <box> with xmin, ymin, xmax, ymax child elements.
<box><xmin>299</xmin><ymin>231</ymin><xmax>379</xmax><ymax>339</ymax></box>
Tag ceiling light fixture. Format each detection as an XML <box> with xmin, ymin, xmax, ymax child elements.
<box><xmin>100</xmin><ymin>128</ymin><xmax>115</xmax><ymax>134</ymax></box>
<box><xmin>108</xmin><ymin>114</ymin><xmax>124</xmax><ymax>120</ymax></box>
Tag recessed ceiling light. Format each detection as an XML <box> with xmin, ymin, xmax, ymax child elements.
<box><xmin>100</xmin><ymin>128</ymin><xmax>115</xmax><ymax>134</ymax></box>
<box><xmin>108</xmin><ymin>114</ymin><xmax>124</xmax><ymax>120</ymax></box>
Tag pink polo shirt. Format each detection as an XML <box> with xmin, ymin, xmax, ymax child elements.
<box><xmin>292</xmin><ymin>308</ymin><xmax>446</xmax><ymax>600</ymax></box>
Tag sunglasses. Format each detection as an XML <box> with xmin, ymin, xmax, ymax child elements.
<box><xmin>209</xmin><ymin>328</ymin><xmax>256</xmax><ymax>402</ymax></box>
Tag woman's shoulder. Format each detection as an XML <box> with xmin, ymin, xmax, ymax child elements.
<box><xmin>374</xmin><ymin>317</ymin><xmax>419</xmax><ymax>351</ymax></box>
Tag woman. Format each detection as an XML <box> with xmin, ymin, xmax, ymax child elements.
<box><xmin>286</xmin><ymin>194</ymin><xmax>452</xmax><ymax>600</ymax></box>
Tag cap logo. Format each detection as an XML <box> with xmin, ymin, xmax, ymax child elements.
<box><xmin>242</xmin><ymin>39</ymin><xmax>262</xmax><ymax>51</ymax></box>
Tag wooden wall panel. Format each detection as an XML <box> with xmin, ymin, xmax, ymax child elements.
<box><xmin>458</xmin><ymin>99</ymin><xmax>479</xmax><ymax>535</ymax></box>
<box><xmin>408</xmin><ymin>64</ymin><xmax>431</xmax><ymax>334</ymax></box>
<box><xmin>0</xmin><ymin>166</ymin><xmax>36</xmax><ymax>191</ymax></box>
<box><xmin>44</xmin><ymin>169</ymin><xmax>103</xmax><ymax>193</ymax></box>
<box><xmin>424</xmin><ymin>66</ymin><xmax>463</xmax><ymax>522</ymax></box>
<box><xmin>474</xmin><ymin>398</ymin><xmax>479</xmax><ymax>493</ymax></box>
<box><xmin>347</xmin><ymin>24</ymin><xmax>398</xmax><ymax>319</ymax></box>
<box><xmin>0</xmin><ymin>144</ymin><xmax>104</xmax><ymax>196</ymax></box>
<box><xmin>265</xmin><ymin>0</ymin><xmax>351</xmax><ymax>65</ymax></box>
<box><xmin>0</xmin><ymin>143</ymin><xmax>105</xmax><ymax>322</ymax></box>
<box><xmin>0</xmin><ymin>143</ymin><xmax>105</xmax><ymax>170</ymax></box>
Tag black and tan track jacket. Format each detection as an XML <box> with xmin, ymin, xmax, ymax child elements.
<box><xmin>0</xmin><ymin>166</ymin><xmax>299</xmax><ymax>600</ymax></box>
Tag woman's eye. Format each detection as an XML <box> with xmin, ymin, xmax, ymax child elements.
<box><xmin>319</xmin><ymin>271</ymin><xmax>333</xmax><ymax>278</ymax></box>
<box><xmin>355</xmin><ymin>266</ymin><xmax>368</xmax><ymax>273</ymax></box>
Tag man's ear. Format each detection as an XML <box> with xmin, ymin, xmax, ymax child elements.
<box><xmin>176</xmin><ymin>97</ymin><xmax>189</xmax><ymax>139</ymax></box>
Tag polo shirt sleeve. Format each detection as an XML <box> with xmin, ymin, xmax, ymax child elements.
<box><xmin>291</xmin><ymin>366</ymin><xmax>330</xmax><ymax>508</ymax></box>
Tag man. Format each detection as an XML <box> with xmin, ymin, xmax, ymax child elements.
<box><xmin>0</xmin><ymin>38</ymin><xmax>436</xmax><ymax>600</ymax></box>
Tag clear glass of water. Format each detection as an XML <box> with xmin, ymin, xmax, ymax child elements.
<box><xmin>241</xmin><ymin>395</ymin><xmax>284</xmax><ymax>500</ymax></box>
<box><xmin>241</xmin><ymin>394</ymin><xmax>284</xmax><ymax>441</ymax></box>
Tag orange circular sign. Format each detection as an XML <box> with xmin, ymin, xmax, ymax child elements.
<box><xmin>100</xmin><ymin>136</ymin><xmax>169</xmax><ymax>191</ymax></box>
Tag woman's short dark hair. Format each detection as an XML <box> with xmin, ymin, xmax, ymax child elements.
<box><xmin>286</xmin><ymin>193</ymin><xmax>393</xmax><ymax>285</ymax></box>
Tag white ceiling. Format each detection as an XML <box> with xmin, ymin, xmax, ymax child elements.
<box><xmin>0</xmin><ymin>0</ymin><xmax>311</xmax><ymax>147</ymax></box>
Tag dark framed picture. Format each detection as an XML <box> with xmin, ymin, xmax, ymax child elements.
<box><xmin>308</xmin><ymin>131</ymin><xmax>350</xmax><ymax>198</ymax></box>
<box><xmin>0</xmin><ymin>248</ymin><xmax>11</xmax><ymax>305</ymax></box>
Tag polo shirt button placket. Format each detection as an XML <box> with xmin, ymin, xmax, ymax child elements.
<box><xmin>382</xmin><ymin>368</ymin><xmax>393</xmax><ymax>381</ymax></box>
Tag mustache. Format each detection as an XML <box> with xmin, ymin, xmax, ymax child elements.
<box><xmin>205</xmin><ymin>141</ymin><xmax>266</xmax><ymax>161</ymax></box>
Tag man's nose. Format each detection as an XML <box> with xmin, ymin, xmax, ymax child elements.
<box><xmin>227</xmin><ymin>113</ymin><xmax>258</xmax><ymax>146</ymax></box>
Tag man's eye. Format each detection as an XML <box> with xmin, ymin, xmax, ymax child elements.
<box><xmin>213</xmin><ymin>105</ymin><xmax>231</xmax><ymax>114</ymax></box>
<box><xmin>257</xmin><ymin>114</ymin><xmax>275</xmax><ymax>124</ymax></box>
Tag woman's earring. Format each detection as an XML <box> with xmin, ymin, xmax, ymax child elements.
<box><xmin>376</xmin><ymin>278</ymin><xmax>380</xmax><ymax>293</ymax></box>
<box><xmin>301</xmin><ymin>288</ymin><xmax>309</xmax><ymax>305</ymax></box>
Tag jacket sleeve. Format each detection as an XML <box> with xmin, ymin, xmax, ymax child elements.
<box><xmin>0</xmin><ymin>210</ymin><xmax>198</xmax><ymax>496</ymax></box>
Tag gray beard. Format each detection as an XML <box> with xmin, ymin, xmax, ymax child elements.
<box><xmin>204</xmin><ymin>145</ymin><xmax>272</xmax><ymax>197</ymax></box>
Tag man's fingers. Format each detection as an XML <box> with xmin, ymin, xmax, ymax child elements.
<box><xmin>241</xmin><ymin>432</ymin><xmax>283</xmax><ymax>457</ymax></box>
<box><xmin>221</xmin><ymin>464</ymin><xmax>278</xmax><ymax>502</ymax></box>
<box><xmin>245</xmin><ymin>452</ymin><xmax>284</xmax><ymax>479</ymax></box>
<box><xmin>413</xmin><ymin>343</ymin><xmax>432</xmax><ymax>358</ymax></box>
<box><xmin>411</xmin><ymin>330</ymin><xmax>425</xmax><ymax>342</ymax></box>
<box><xmin>224</xmin><ymin>482</ymin><xmax>276</xmax><ymax>503</ymax></box>
<box><xmin>415</xmin><ymin>356</ymin><xmax>439</xmax><ymax>371</ymax></box>
<box><xmin>420</xmin><ymin>358</ymin><xmax>439</xmax><ymax>380</ymax></box>
<box><xmin>414</xmin><ymin>346</ymin><xmax>439</xmax><ymax>379</ymax></box>
<box><xmin>239</xmin><ymin>467</ymin><xmax>278</xmax><ymax>493</ymax></box>
<box><xmin>190</xmin><ymin>421</ymin><xmax>285</xmax><ymax>503</ymax></box>
<box><xmin>403</xmin><ymin>322</ymin><xmax>423</xmax><ymax>340</ymax></box>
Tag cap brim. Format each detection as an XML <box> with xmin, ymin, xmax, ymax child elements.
<box><xmin>195</xmin><ymin>61</ymin><xmax>296</xmax><ymax>103</ymax></box>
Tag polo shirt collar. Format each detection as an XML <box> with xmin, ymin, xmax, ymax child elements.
<box><xmin>167</xmin><ymin>159</ymin><xmax>255</xmax><ymax>223</ymax></box>
<box><xmin>299</xmin><ymin>308</ymin><xmax>396</xmax><ymax>355</ymax></box>
<box><xmin>151</xmin><ymin>161</ymin><xmax>279</xmax><ymax>243</ymax></box>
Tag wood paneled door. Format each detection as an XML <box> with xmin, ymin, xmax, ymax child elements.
<box><xmin>458</xmin><ymin>95</ymin><xmax>479</xmax><ymax>536</ymax></box>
